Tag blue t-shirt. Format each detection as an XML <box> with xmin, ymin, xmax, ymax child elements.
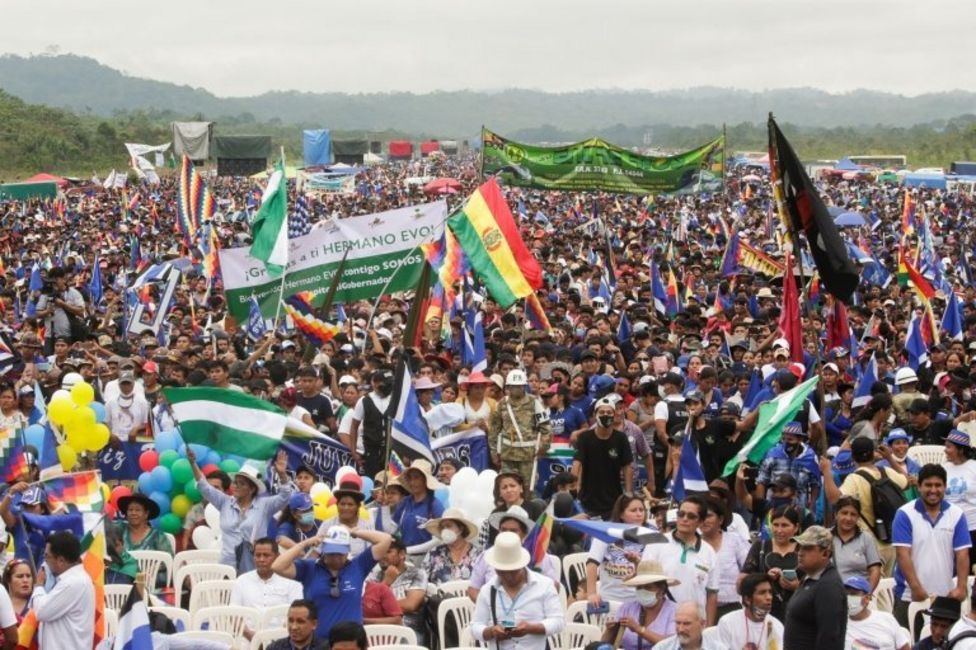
<box><xmin>549</xmin><ymin>406</ymin><xmax>587</xmax><ymax>442</ymax></box>
<box><xmin>294</xmin><ymin>550</ymin><xmax>377</xmax><ymax>639</ymax></box>
<box><xmin>569</xmin><ymin>394</ymin><xmax>594</xmax><ymax>418</ymax></box>
<box><xmin>276</xmin><ymin>520</ymin><xmax>321</xmax><ymax>545</ymax></box>
<box><xmin>393</xmin><ymin>494</ymin><xmax>444</xmax><ymax>547</ymax></box>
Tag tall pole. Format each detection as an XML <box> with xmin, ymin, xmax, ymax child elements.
<box><xmin>272</xmin><ymin>146</ymin><xmax>288</xmax><ymax>330</ymax></box>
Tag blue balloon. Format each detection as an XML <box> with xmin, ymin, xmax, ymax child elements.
<box><xmin>155</xmin><ymin>430</ymin><xmax>181</xmax><ymax>452</ymax></box>
<box><xmin>150</xmin><ymin>465</ymin><xmax>173</xmax><ymax>493</ymax></box>
<box><xmin>137</xmin><ymin>472</ymin><xmax>154</xmax><ymax>496</ymax></box>
<box><xmin>24</xmin><ymin>424</ymin><xmax>45</xmax><ymax>451</ymax></box>
<box><xmin>435</xmin><ymin>487</ymin><xmax>450</xmax><ymax>508</ymax></box>
<box><xmin>188</xmin><ymin>444</ymin><xmax>210</xmax><ymax>460</ymax></box>
<box><xmin>204</xmin><ymin>450</ymin><xmax>222</xmax><ymax>467</ymax></box>
<box><xmin>148</xmin><ymin>491</ymin><xmax>171</xmax><ymax>516</ymax></box>
<box><xmin>361</xmin><ymin>477</ymin><xmax>374</xmax><ymax>497</ymax></box>
<box><xmin>177</xmin><ymin>444</ymin><xmax>187</xmax><ymax>457</ymax></box>
<box><xmin>90</xmin><ymin>402</ymin><xmax>107</xmax><ymax>425</ymax></box>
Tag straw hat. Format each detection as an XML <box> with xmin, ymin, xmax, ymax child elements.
<box><xmin>485</xmin><ymin>531</ymin><xmax>530</xmax><ymax>571</ymax></box>
<box><xmin>233</xmin><ymin>464</ymin><xmax>267</xmax><ymax>495</ymax></box>
<box><xmin>623</xmin><ymin>560</ymin><xmax>680</xmax><ymax>587</ymax></box>
<box><xmin>423</xmin><ymin>507</ymin><xmax>479</xmax><ymax>541</ymax></box>
<box><xmin>414</xmin><ymin>376</ymin><xmax>442</xmax><ymax>391</ymax></box>
<box><xmin>399</xmin><ymin>459</ymin><xmax>443</xmax><ymax>492</ymax></box>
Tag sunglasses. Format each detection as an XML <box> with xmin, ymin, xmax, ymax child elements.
<box><xmin>676</xmin><ymin>510</ymin><xmax>700</xmax><ymax>521</ymax></box>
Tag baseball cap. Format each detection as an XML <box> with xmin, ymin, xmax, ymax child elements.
<box><xmin>319</xmin><ymin>525</ymin><xmax>352</xmax><ymax>555</ymax></box>
<box><xmin>119</xmin><ymin>371</ymin><xmax>136</xmax><ymax>384</ymax></box>
<box><xmin>792</xmin><ymin>525</ymin><xmax>832</xmax><ymax>549</ymax></box>
<box><xmin>907</xmin><ymin>398</ymin><xmax>930</xmax><ymax>414</ymax></box>
<box><xmin>885</xmin><ymin>429</ymin><xmax>910</xmax><ymax>444</ymax></box>
<box><xmin>771</xmin><ymin>473</ymin><xmax>798</xmax><ymax>490</ymax></box>
<box><xmin>338</xmin><ymin>375</ymin><xmax>358</xmax><ymax>386</ymax></box>
<box><xmin>288</xmin><ymin>493</ymin><xmax>313</xmax><ymax>511</ymax></box>
<box><xmin>844</xmin><ymin>576</ymin><xmax>871</xmax><ymax>593</ymax></box>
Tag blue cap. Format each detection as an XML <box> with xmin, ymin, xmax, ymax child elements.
<box><xmin>885</xmin><ymin>429</ymin><xmax>910</xmax><ymax>444</ymax></box>
<box><xmin>783</xmin><ymin>421</ymin><xmax>806</xmax><ymax>437</ymax></box>
<box><xmin>21</xmin><ymin>486</ymin><xmax>45</xmax><ymax>506</ymax></box>
<box><xmin>947</xmin><ymin>430</ymin><xmax>971</xmax><ymax>449</ymax></box>
<box><xmin>289</xmin><ymin>493</ymin><xmax>313</xmax><ymax>511</ymax></box>
<box><xmin>844</xmin><ymin>576</ymin><xmax>871</xmax><ymax>593</ymax></box>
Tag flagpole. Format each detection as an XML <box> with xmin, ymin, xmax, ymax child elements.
<box><xmin>272</xmin><ymin>146</ymin><xmax>289</xmax><ymax>331</ymax></box>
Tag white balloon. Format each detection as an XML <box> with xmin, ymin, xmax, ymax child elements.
<box><xmin>204</xmin><ymin>503</ymin><xmax>221</xmax><ymax>531</ymax></box>
<box><xmin>51</xmin><ymin>389</ymin><xmax>71</xmax><ymax>402</ymax></box>
<box><xmin>309</xmin><ymin>482</ymin><xmax>330</xmax><ymax>498</ymax></box>
<box><xmin>475</xmin><ymin>469</ymin><xmax>497</xmax><ymax>493</ymax></box>
<box><xmin>191</xmin><ymin>525</ymin><xmax>217</xmax><ymax>550</ymax></box>
<box><xmin>335</xmin><ymin>466</ymin><xmax>357</xmax><ymax>486</ymax></box>
<box><xmin>451</xmin><ymin>467</ymin><xmax>478</xmax><ymax>491</ymax></box>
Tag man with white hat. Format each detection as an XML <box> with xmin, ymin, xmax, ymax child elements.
<box><xmin>488</xmin><ymin>369</ymin><xmax>551</xmax><ymax>489</ymax></box>
<box><xmin>891</xmin><ymin>367</ymin><xmax>924</xmax><ymax>426</ymax></box>
<box><xmin>469</xmin><ymin>531</ymin><xmax>564</xmax><ymax>649</ymax></box>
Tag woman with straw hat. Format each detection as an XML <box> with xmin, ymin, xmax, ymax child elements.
<box><xmin>601</xmin><ymin>559</ymin><xmax>679</xmax><ymax>649</ymax></box>
<box><xmin>393</xmin><ymin>460</ymin><xmax>445</xmax><ymax>555</ymax></box>
<box><xmin>421</xmin><ymin>507</ymin><xmax>480</xmax><ymax>586</ymax></box>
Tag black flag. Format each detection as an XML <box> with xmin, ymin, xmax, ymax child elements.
<box><xmin>768</xmin><ymin>116</ymin><xmax>859</xmax><ymax>303</ymax></box>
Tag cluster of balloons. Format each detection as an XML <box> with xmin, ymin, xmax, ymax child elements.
<box><xmin>24</xmin><ymin>381</ymin><xmax>110</xmax><ymax>470</ymax></box>
<box><xmin>129</xmin><ymin>429</ymin><xmax>245</xmax><ymax>536</ymax></box>
<box><xmin>447</xmin><ymin>467</ymin><xmax>497</xmax><ymax>525</ymax></box>
<box><xmin>309</xmin><ymin>465</ymin><xmax>374</xmax><ymax>521</ymax></box>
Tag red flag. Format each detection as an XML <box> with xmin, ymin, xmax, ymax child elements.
<box><xmin>825</xmin><ymin>296</ymin><xmax>850</xmax><ymax>351</ymax></box>
<box><xmin>778</xmin><ymin>251</ymin><xmax>804</xmax><ymax>363</ymax></box>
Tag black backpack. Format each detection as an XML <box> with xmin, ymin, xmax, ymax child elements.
<box><xmin>855</xmin><ymin>468</ymin><xmax>908</xmax><ymax>543</ymax></box>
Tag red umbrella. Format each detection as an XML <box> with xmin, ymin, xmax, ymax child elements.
<box><xmin>423</xmin><ymin>177</ymin><xmax>462</xmax><ymax>195</ymax></box>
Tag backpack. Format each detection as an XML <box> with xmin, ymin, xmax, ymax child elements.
<box><xmin>855</xmin><ymin>468</ymin><xmax>908</xmax><ymax>543</ymax></box>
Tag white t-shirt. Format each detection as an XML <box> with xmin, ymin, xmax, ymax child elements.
<box><xmin>0</xmin><ymin>585</ymin><xmax>17</xmax><ymax>629</ymax></box>
<box><xmin>944</xmin><ymin>460</ymin><xmax>976</xmax><ymax>529</ymax></box>
<box><xmin>845</xmin><ymin>610</ymin><xmax>910</xmax><ymax>650</ymax></box>
<box><xmin>642</xmin><ymin>533</ymin><xmax>720</xmax><ymax>610</ymax></box>
<box><xmin>716</xmin><ymin>610</ymin><xmax>784</xmax><ymax>649</ymax></box>
<box><xmin>949</xmin><ymin>615</ymin><xmax>976</xmax><ymax>649</ymax></box>
<box><xmin>586</xmin><ymin>538</ymin><xmax>643</xmax><ymax>602</ymax></box>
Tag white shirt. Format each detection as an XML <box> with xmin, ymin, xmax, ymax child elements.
<box><xmin>0</xmin><ymin>585</ymin><xmax>16</xmax><ymax>630</ymax></box>
<box><xmin>470</xmin><ymin>569</ymin><xmax>565</xmax><ymax>650</ymax></box>
<box><xmin>587</xmin><ymin>538</ymin><xmax>643</xmax><ymax>602</ymax></box>
<box><xmin>845</xmin><ymin>610</ymin><xmax>911</xmax><ymax>650</ymax></box>
<box><xmin>102</xmin><ymin>378</ymin><xmax>146</xmax><ymax>404</ymax></box>
<box><xmin>945</xmin><ymin>460</ymin><xmax>976</xmax><ymax>529</ymax></box>
<box><xmin>31</xmin><ymin>564</ymin><xmax>95</xmax><ymax>648</ymax></box>
<box><xmin>641</xmin><ymin>532</ymin><xmax>720</xmax><ymax>611</ymax></box>
<box><xmin>949</xmin><ymin>615</ymin><xmax>976</xmax><ymax>649</ymax></box>
<box><xmin>229</xmin><ymin>570</ymin><xmax>303</xmax><ymax>628</ymax></box>
<box><xmin>716</xmin><ymin>610</ymin><xmax>784</xmax><ymax>649</ymax></box>
<box><xmin>105</xmin><ymin>392</ymin><xmax>151</xmax><ymax>439</ymax></box>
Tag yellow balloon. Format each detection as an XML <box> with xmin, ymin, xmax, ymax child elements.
<box><xmin>359</xmin><ymin>506</ymin><xmax>369</xmax><ymax>520</ymax></box>
<box><xmin>100</xmin><ymin>483</ymin><xmax>111</xmax><ymax>503</ymax></box>
<box><xmin>322</xmin><ymin>505</ymin><xmax>338</xmax><ymax>520</ymax></box>
<box><xmin>57</xmin><ymin>444</ymin><xmax>77</xmax><ymax>471</ymax></box>
<box><xmin>65</xmin><ymin>420</ymin><xmax>87</xmax><ymax>451</ymax></box>
<box><xmin>86</xmin><ymin>423</ymin><xmax>111</xmax><ymax>452</ymax></box>
<box><xmin>48</xmin><ymin>396</ymin><xmax>74</xmax><ymax>426</ymax></box>
<box><xmin>72</xmin><ymin>406</ymin><xmax>96</xmax><ymax>431</ymax></box>
<box><xmin>313</xmin><ymin>503</ymin><xmax>329</xmax><ymax>520</ymax></box>
<box><xmin>313</xmin><ymin>490</ymin><xmax>332</xmax><ymax>508</ymax></box>
<box><xmin>70</xmin><ymin>381</ymin><xmax>95</xmax><ymax>406</ymax></box>
<box><xmin>171</xmin><ymin>495</ymin><xmax>192</xmax><ymax>518</ymax></box>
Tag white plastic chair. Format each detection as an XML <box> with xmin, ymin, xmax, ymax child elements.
<box><xmin>550</xmin><ymin>622</ymin><xmax>601</xmax><ymax>649</ymax></box>
<box><xmin>438</xmin><ymin>596</ymin><xmax>475</xmax><ymax>650</ymax></box>
<box><xmin>104</xmin><ymin>585</ymin><xmax>132</xmax><ymax>611</ymax></box>
<box><xmin>172</xmin><ymin>549</ymin><xmax>221</xmax><ymax>583</ymax></box>
<box><xmin>908</xmin><ymin>597</ymin><xmax>934</xmax><ymax>642</ymax></box>
<box><xmin>250</xmin><ymin>628</ymin><xmax>287</xmax><ymax>650</ymax></box>
<box><xmin>457</xmin><ymin>627</ymin><xmax>488</xmax><ymax>648</ymax></box>
<box><xmin>907</xmin><ymin>444</ymin><xmax>946</xmax><ymax>466</ymax></box>
<box><xmin>104</xmin><ymin>608</ymin><xmax>118</xmax><ymax>639</ymax></box>
<box><xmin>364</xmin><ymin>624</ymin><xmax>418</xmax><ymax>647</ymax></box>
<box><xmin>561</xmin><ymin>551</ymin><xmax>589</xmax><ymax>595</ymax></box>
<box><xmin>174</xmin><ymin>562</ymin><xmax>235</xmax><ymax>593</ymax></box>
<box><xmin>436</xmin><ymin>579</ymin><xmax>471</xmax><ymax>598</ymax></box>
<box><xmin>872</xmin><ymin>577</ymin><xmax>896</xmax><ymax>613</ymax></box>
<box><xmin>187</xmin><ymin>580</ymin><xmax>235</xmax><ymax>622</ymax></box>
<box><xmin>191</xmin><ymin>605</ymin><xmax>259</xmax><ymax>638</ymax></box>
<box><xmin>130</xmin><ymin>549</ymin><xmax>174</xmax><ymax>589</ymax></box>
<box><xmin>149</xmin><ymin>606</ymin><xmax>191</xmax><ymax>632</ymax></box>
<box><xmin>565</xmin><ymin>598</ymin><xmax>620</xmax><ymax>627</ymax></box>
<box><xmin>164</xmin><ymin>532</ymin><xmax>177</xmax><ymax>552</ymax></box>
<box><xmin>170</xmin><ymin>630</ymin><xmax>235</xmax><ymax>646</ymax></box>
<box><xmin>919</xmin><ymin>624</ymin><xmax>931</xmax><ymax>641</ymax></box>
<box><xmin>259</xmin><ymin>603</ymin><xmax>291</xmax><ymax>630</ymax></box>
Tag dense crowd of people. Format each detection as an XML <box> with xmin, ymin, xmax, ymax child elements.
<box><xmin>1</xmin><ymin>149</ymin><xmax>976</xmax><ymax>649</ymax></box>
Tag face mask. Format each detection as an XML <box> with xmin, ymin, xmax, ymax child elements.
<box><xmin>299</xmin><ymin>512</ymin><xmax>315</xmax><ymax>526</ymax></box>
<box><xmin>750</xmin><ymin>605</ymin><xmax>769</xmax><ymax>620</ymax></box>
<box><xmin>597</xmin><ymin>415</ymin><xmax>614</xmax><ymax>428</ymax></box>
<box><xmin>440</xmin><ymin>529</ymin><xmax>458</xmax><ymax>545</ymax></box>
<box><xmin>784</xmin><ymin>443</ymin><xmax>800</xmax><ymax>455</ymax></box>
<box><xmin>847</xmin><ymin>595</ymin><xmax>865</xmax><ymax>617</ymax></box>
<box><xmin>376</xmin><ymin>380</ymin><xmax>393</xmax><ymax>397</ymax></box>
<box><xmin>635</xmin><ymin>590</ymin><xmax>658</xmax><ymax>608</ymax></box>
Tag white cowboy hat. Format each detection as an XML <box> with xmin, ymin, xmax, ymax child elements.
<box><xmin>232</xmin><ymin>464</ymin><xmax>267</xmax><ymax>495</ymax></box>
<box><xmin>485</xmin><ymin>531</ymin><xmax>530</xmax><ymax>571</ymax></box>
<box><xmin>487</xmin><ymin>505</ymin><xmax>535</xmax><ymax>532</ymax></box>
<box><xmin>398</xmin><ymin>459</ymin><xmax>444</xmax><ymax>492</ymax></box>
<box><xmin>623</xmin><ymin>559</ymin><xmax>680</xmax><ymax>587</ymax></box>
<box><xmin>423</xmin><ymin>507</ymin><xmax>479</xmax><ymax>541</ymax></box>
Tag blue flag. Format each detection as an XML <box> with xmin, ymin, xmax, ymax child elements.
<box><xmin>942</xmin><ymin>291</ymin><xmax>964</xmax><ymax>341</ymax></box>
<box><xmin>617</xmin><ymin>311</ymin><xmax>632</xmax><ymax>343</ymax></box>
<box><xmin>115</xmin><ymin>584</ymin><xmax>154</xmax><ymax>650</ymax></box>
<box><xmin>387</xmin><ymin>359</ymin><xmax>434</xmax><ymax>463</ymax></box>
<box><xmin>463</xmin><ymin>305</ymin><xmax>487</xmax><ymax>373</ymax></box>
<box><xmin>246</xmin><ymin>294</ymin><xmax>267</xmax><ymax>341</ymax></box>
<box><xmin>555</xmin><ymin>518</ymin><xmax>667</xmax><ymax>545</ymax></box>
<box><xmin>28</xmin><ymin>264</ymin><xmax>43</xmax><ymax>292</ymax></box>
<box><xmin>905</xmin><ymin>314</ymin><xmax>928</xmax><ymax>371</ymax></box>
<box><xmin>650</xmin><ymin>261</ymin><xmax>667</xmax><ymax>315</ymax></box>
<box><xmin>853</xmin><ymin>354</ymin><xmax>877</xmax><ymax>408</ymax></box>
<box><xmin>88</xmin><ymin>255</ymin><xmax>103</xmax><ymax>306</ymax></box>
<box><xmin>671</xmin><ymin>433</ymin><xmax>708</xmax><ymax>501</ymax></box>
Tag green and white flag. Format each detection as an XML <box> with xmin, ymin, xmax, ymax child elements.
<box><xmin>163</xmin><ymin>387</ymin><xmax>288</xmax><ymax>460</ymax></box>
<box><xmin>722</xmin><ymin>376</ymin><xmax>820</xmax><ymax>476</ymax></box>
<box><xmin>249</xmin><ymin>159</ymin><xmax>289</xmax><ymax>276</ymax></box>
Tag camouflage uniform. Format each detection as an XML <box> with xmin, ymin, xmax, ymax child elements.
<box><xmin>488</xmin><ymin>393</ymin><xmax>552</xmax><ymax>489</ymax></box>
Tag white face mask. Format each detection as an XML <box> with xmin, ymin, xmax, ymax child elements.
<box><xmin>439</xmin><ymin>528</ymin><xmax>458</xmax><ymax>545</ymax></box>
<box><xmin>635</xmin><ymin>590</ymin><xmax>658</xmax><ymax>608</ymax></box>
<box><xmin>847</xmin><ymin>595</ymin><xmax>865</xmax><ymax>617</ymax></box>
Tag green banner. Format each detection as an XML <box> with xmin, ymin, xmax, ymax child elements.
<box><xmin>481</xmin><ymin>128</ymin><xmax>724</xmax><ymax>195</ymax></box>
<box><xmin>219</xmin><ymin>201</ymin><xmax>447</xmax><ymax>321</ymax></box>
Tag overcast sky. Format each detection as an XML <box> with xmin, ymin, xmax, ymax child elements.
<box><xmin>3</xmin><ymin>0</ymin><xmax>972</xmax><ymax>96</ymax></box>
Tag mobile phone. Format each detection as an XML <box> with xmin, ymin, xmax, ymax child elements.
<box><xmin>782</xmin><ymin>569</ymin><xmax>798</xmax><ymax>581</ymax></box>
<box><xmin>587</xmin><ymin>602</ymin><xmax>610</xmax><ymax>615</ymax></box>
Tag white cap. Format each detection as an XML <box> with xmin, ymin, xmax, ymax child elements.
<box><xmin>895</xmin><ymin>367</ymin><xmax>918</xmax><ymax>386</ymax></box>
<box><xmin>505</xmin><ymin>369</ymin><xmax>528</xmax><ymax>386</ymax></box>
<box><xmin>823</xmin><ymin>362</ymin><xmax>840</xmax><ymax>374</ymax></box>
<box><xmin>61</xmin><ymin>372</ymin><xmax>84</xmax><ymax>389</ymax></box>
<box><xmin>338</xmin><ymin>375</ymin><xmax>358</xmax><ymax>386</ymax></box>
<box><xmin>772</xmin><ymin>337</ymin><xmax>791</xmax><ymax>351</ymax></box>
<box><xmin>376</xmin><ymin>327</ymin><xmax>393</xmax><ymax>341</ymax></box>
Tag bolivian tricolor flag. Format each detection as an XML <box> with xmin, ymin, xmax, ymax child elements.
<box><xmin>447</xmin><ymin>178</ymin><xmax>543</xmax><ymax>308</ymax></box>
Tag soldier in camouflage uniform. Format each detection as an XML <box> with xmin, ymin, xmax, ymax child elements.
<box><xmin>488</xmin><ymin>369</ymin><xmax>552</xmax><ymax>490</ymax></box>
